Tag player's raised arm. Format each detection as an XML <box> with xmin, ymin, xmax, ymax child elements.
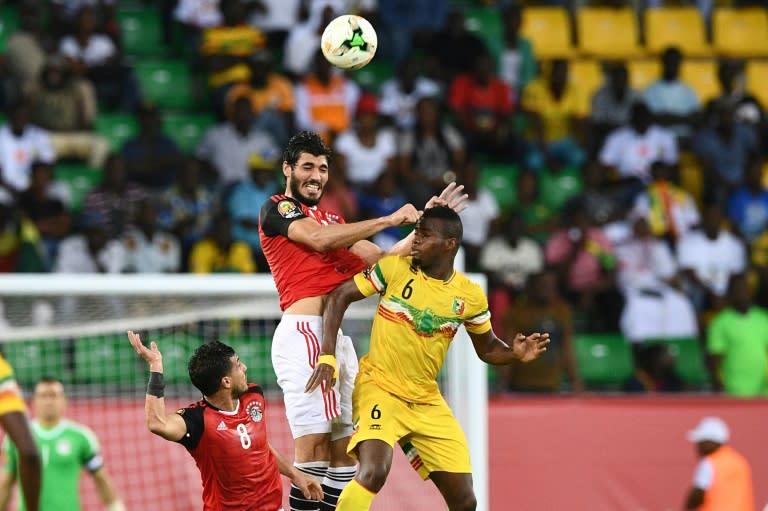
<box><xmin>305</xmin><ymin>279</ymin><xmax>367</xmax><ymax>394</ymax></box>
<box><xmin>468</xmin><ymin>330</ymin><xmax>550</xmax><ymax>365</ymax></box>
<box><xmin>127</xmin><ymin>331</ymin><xmax>187</xmax><ymax>441</ymax></box>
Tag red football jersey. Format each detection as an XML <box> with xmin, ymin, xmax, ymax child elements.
<box><xmin>259</xmin><ymin>194</ymin><xmax>367</xmax><ymax>310</ymax></box>
<box><xmin>176</xmin><ymin>384</ymin><xmax>283</xmax><ymax>511</ymax></box>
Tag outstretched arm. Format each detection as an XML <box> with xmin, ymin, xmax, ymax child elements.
<box><xmin>127</xmin><ymin>331</ymin><xmax>187</xmax><ymax>441</ymax></box>
<box><xmin>0</xmin><ymin>413</ymin><xmax>40</xmax><ymax>511</ymax></box>
<box><xmin>305</xmin><ymin>279</ymin><xmax>367</xmax><ymax>394</ymax></box>
<box><xmin>469</xmin><ymin>330</ymin><xmax>550</xmax><ymax>365</ymax></box>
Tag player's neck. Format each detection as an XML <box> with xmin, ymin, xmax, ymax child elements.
<box><xmin>205</xmin><ymin>393</ymin><xmax>238</xmax><ymax>412</ymax></box>
<box><xmin>37</xmin><ymin>418</ymin><xmax>62</xmax><ymax>430</ymax></box>
<box><xmin>419</xmin><ymin>260</ymin><xmax>455</xmax><ymax>281</ymax></box>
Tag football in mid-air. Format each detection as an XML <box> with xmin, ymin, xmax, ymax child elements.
<box><xmin>320</xmin><ymin>15</ymin><xmax>377</xmax><ymax>70</ymax></box>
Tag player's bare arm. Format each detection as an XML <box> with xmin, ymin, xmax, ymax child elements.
<box><xmin>305</xmin><ymin>279</ymin><xmax>367</xmax><ymax>394</ymax></box>
<box><xmin>269</xmin><ymin>443</ymin><xmax>323</xmax><ymax>500</ymax></box>
<box><xmin>469</xmin><ymin>330</ymin><xmax>550</xmax><ymax>365</ymax></box>
<box><xmin>0</xmin><ymin>412</ymin><xmax>40</xmax><ymax>511</ymax></box>
<box><xmin>91</xmin><ymin>467</ymin><xmax>125</xmax><ymax>511</ymax></box>
<box><xmin>0</xmin><ymin>469</ymin><xmax>16</xmax><ymax>511</ymax></box>
<box><xmin>287</xmin><ymin>203</ymin><xmax>420</xmax><ymax>253</ymax></box>
<box><xmin>127</xmin><ymin>331</ymin><xmax>188</xmax><ymax>441</ymax></box>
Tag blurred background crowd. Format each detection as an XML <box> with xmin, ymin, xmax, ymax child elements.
<box><xmin>0</xmin><ymin>0</ymin><xmax>767</xmax><ymax>398</ymax></box>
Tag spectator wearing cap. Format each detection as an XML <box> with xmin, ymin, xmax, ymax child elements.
<box><xmin>121</xmin><ymin>103</ymin><xmax>183</xmax><ymax>191</ymax></box>
<box><xmin>225</xmin><ymin>49</ymin><xmax>294</xmax><ymax>146</ymax></box>
<box><xmin>333</xmin><ymin>93</ymin><xmax>396</xmax><ymax>195</ymax></box>
<box><xmin>54</xmin><ymin>211</ymin><xmax>126</xmax><ymax>273</ymax></box>
<box><xmin>0</xmin><ymin>100</ymin><xmax>56</xmax><ymax>193</ymax></box>
<box><xmin>684</xmin><ymin>417</ymin><xmax>754</xmax><ymax>511</ymax></box>
<box><xmin>197</xmin><ymin>96</ymin><xmax>279</xmax><ymax>186</ymax></box>
<box><xmin>226</xmin><ymin>150</ymin><xmax>280</xmax><ymax>270</ymax></box>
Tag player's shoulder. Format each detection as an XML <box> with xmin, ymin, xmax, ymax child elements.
<box><xmin>451</xmin><ymin>271</ymin><xmax>486</xmax><ymax>297</ymax></box>
<box><xmin>177</xmin><ymin>399</ymin><xmax>208</xmax><ymax>415</ymax></box>
<box><xmin>261</xmin><ymin>194</ymin><xmax>304</xmax><ymax>218</ymax></box>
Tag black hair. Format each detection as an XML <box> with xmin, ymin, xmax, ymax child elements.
<box><xmin>282</xmin><ymin>130</ymin><xmax>332</xmax><ymax>168</ymax></box>
<box><xmin>36</xmin><ymin>376</ymin><xmax>63</xmax><ymax>386</ymax></box>
<box><xmin>188</xmin><ymin>341</ymin><xmax>236</xmax><ymax>396</ymax></box>
<box><xmin>421</xmin><ymin>205</ymin><xmax>463</xmax><ymax>242</ymax></box>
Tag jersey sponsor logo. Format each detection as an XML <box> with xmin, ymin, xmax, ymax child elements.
<box><xmin>452</xmin><ymin>297</ymin><xmax>465</xmax><ymax>315</ymax></box>
<box><xmin>217</xmin><ymin>420</ymin><xmax>227</xmax><ymax>431</ymax></box>
<box><xmin>246</xmin><ymin>401</ymin><xmax>263</xmax><ymax>423</ymax></box>
<box><xmin>55</xmin><ymin>439</ymin><xmax>72</xmax><ymax>456</ymax></box>
<box><xmin>277</xmin><ymin>200</ymin><xmax>302</xmax><ymax>219</ymax></box>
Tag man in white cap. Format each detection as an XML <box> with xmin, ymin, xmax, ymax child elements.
<box><xmin>684</xmin><ymin>416</ymin><xmax>754</xmax><ymax>511</ymax></box>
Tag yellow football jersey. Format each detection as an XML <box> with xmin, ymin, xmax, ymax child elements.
<box><xmin>353</xmin><ymin>255</ymin><xmax>491</xmax><ymax>404</ymax></box>
<box><xmin>0</xmin><ymin>355</ymin><xmax>26</xmax><ymax>416</ymax></box>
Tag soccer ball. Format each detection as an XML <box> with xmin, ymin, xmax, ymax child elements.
<box><xmin>320</xmin><ymin>15</ymin><xmax>377</xmax><ymax>71</ymax></box>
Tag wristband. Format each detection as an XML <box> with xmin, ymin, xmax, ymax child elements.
<box><xmin>317</xmin><ymin>355</ymin><xmax>339</xmax><ymax>379</ymax></box>
<box><xmin>147</xmin><ymin>371</ymin><xmax>165</xmax><ymax>398</ymax></box>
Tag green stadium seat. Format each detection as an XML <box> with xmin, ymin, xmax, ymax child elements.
<box><xmin>354</xmin><ymin>60</ymin><xmax>396</xmax><ymax>94</ymax></box>
<box><xmin>135</xmin><ymin>60</ymin><xmax>196</xmax><ymax>110</ymax></box>
<box><xmin>479</xmin><ymin>164</ymin><xmax>519</xmax><ymax>212</ymax></box>
<box><xmin>644</xmin><ymin>337</ymin><xmax>710</xmax><ymax>388</ymax></box>
<box><xmin>574</xmin><ymin>332</ymin><xmax>634</xmax><ymax>388</ymax></box>
<box><xmin>95</xmin><ymin>114</ymin><xmax>139</xmax><ymax>151</ymax></box>
<box><xmin>74</xmin><ymin>334</ymin><xmax>142</xmax><ymax>385</ymax></box>
<box><xmin>153</xmin><ymin>333</ymin><xmax>202</xmax><ymax>383</ymax></box>
<box><xmin>118</xmin><ymin>8</ymin><xmax>169</xmax><ymax>57</ymax></box>
<box><xmin>162</xmin><ymin>113</ymin><xmax>216</xmax><ymax>153</ymax></box>
<box><xmin>465</xmin><ymin>8</ymin><xmax>504</xmax><ymax>58</ymax></box>
<box><xmin>54</xmin><ymin>163</ymin><xmax>102</xmax><ymax>213</ymax></box>
<box><xmin>2</xmin><ymin>339</ymin><xmax>69</xmax><ymax>386</ymax></box>
<box><xmin>220</xmin><ymin>334</ymin><xmax>277</xmax><ymax>388</ymax></box>
<box><xmin>0</xmin><ymin>7</ymin><xmax>20</xmax><ymax>53</ymax></box>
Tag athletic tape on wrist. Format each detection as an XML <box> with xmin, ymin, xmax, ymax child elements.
<box><xmin>147</xmin><ymin>371</ymin><xmax>165</xmax><ymax>398</ymax></box>
<box><xmin>317</xmin><ymin>355</ymin><xmax>339</xmax><ymax>379</ymax></box>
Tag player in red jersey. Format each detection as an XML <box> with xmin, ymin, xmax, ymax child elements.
<box><xmin>127</xmin><ymin>331</ymin><xmax>322</xmax><ymax>511</ymax></box>
<box><xmin>258</xmin><ymin>131</ymin><xmax>466</xmax><ymax>511</ymax></box>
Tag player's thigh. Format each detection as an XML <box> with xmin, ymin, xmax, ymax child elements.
<box><xmin>335</xmin><ymin>333</ymin><xmax>358</xmax><ymax>434</ymax></box>
<box><xmin>405</xmin><ymin>399</ymin><xmax>472</xmax><ymax>476</ymax></box>
<box><xmin>347</xmin><ymin>376</ymin><xmax>408</xmax><ymax>458</ymax></box>
<box><xmin>430</xmin><ymin>472</ymin><xmax>476</xmax><ymax>511</ymax></box>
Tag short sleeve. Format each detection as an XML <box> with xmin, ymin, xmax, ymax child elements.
<box><xmin>259</xmin><ymin>196</ymin><xmax>307</xmax><ymax>237</ymax></box>
<box><xmin>707</xmin><ymin>313</ymin><xmax>728</xmax><ymax>355</ymax></box>
<box><xmin>463</xmin><ymin>283</ymin><xmax>492</xmax><ymax>334</ymax></box>
<box><xmin>176</xmin><ymin>406</ymin><xmax>204</xmax><ymax>451</ymax></box>
<box><xmin>599</xmin><ymin>130</ymin><xmax>623</xmax><ymax>167</ymax></box>
<box><xmin>692</xmin><ymin>458</ymin><xmax>714</xmax><ymax>490</ymax></box>
<box><xmin>79</xmin><ymin>426</ymin><xmax>104</xmax><ymax>473</ymax></box>
<box><xmin>353</xmin><ymin>256</ymin><xmax>400</xmax><ymax>297</ymax></box>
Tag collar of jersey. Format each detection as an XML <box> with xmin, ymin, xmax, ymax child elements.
<box><xmin>32</xmin><ymin>419</ymin><xmax>70</xmax><ymax>439</ymax></box>
<box><xmin>203</xmin><ymin>396</ymin><xmax>240</xmax><ymax>415</ymax></box>
<box><xmin>418</xmin><ymin>267</ymin><xmax>456</xmax><ymax>285</ymax></box>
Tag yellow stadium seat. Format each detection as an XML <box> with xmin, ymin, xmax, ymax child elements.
<box><xmin>628</xmin><ymin>59</ymin><xmax>661</xmax><ymax>90</ymax></box>
<box><xmin>577</xmin><ymin>7</ymin><xmax>644</xmax><ymax>58</ymax></box>
<box><xmin>680</xmin><ymin>60</ymin><xmax>721</xmax><ymax>103</ymax></box>
<box><xmin>644</xmin><ymin>7</ymin><xmax>711</xmax><ymax>56</ymax></box>
<box><xmin>521</xmin><ymin>7</ymin><xmax>575</xmax><ymax>59</ymax></box>
<box><xmin>713</xmin><ymin>8</ymin><xmax>768</xmax><ymax>57</ymax></box>
<box><xmin>568</xmin><ymin>59</ymin><xmax>604</xmax><ymax>113</ymax></box>
<box><xmin>746</xmin><ymin>60</ymin><xmax>768</xmax><ymax>110</ymax></box>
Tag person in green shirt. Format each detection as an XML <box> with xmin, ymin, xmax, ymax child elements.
<box><xmin>0</xmin><ymin>377</ymin><xmax>124</xmax><ymax>511</ymax></box>
<box><xmin>707</xmin><ymin>273</ymin><xmax>768</xmax><ymax>396</ymax></box>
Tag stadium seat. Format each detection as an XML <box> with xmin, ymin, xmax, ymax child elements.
<box><xmin>574</xmin><ymin>332</ymin><xmax>634</xmax><ymax>388</ymax></box>
<box><xmin>134</xmin><ymin>60</ymin><xmax>197</xmax><ymax>110</ymax></box>
<box><xmin>153</xmin><ymin>333</ymin><xmax>202</xmax><ymax>384</ymax></box>
<box><xmin>628</xmin><ymin>59</ymin><xmax>661</xmax><ymax>91</ymax></box>
<box><xmin>520</xmin><ymin>7</ymin><xmax>575</xmax><ymax>59</ymax></box>
<box><xmin>478</xmin><ymin>164</ymin><xmax>519</xmax><ymax>212</ymax></box>
<box><xmin>117</xmin><ymin>8</ymin><xmax>169</xmax><ymax>57</ymax></box>
<box><xmin>354</xmin><ymin>60</ymin><xmax>396</xmax><ymax>94</ymax></box>
<box><xmin>568</xmin><ymin>60</ymin><xmax>603</xmax><ymax>113</ymax></box>
<box><xmin>219</xmin><ymin>334</ymin><xmax>277</xmax><ymax>389</ymax></box>
<box><xmin>2</xmin><ymin>339</ymin><xmax>69</xmax><ymax>386</ymax></box>
<box><xmin>54</xmin><ymin>163</ymin><xmax>102</xmax><ymax>213</ymax></box>
<box><xmin>644</xmin><ymin>337</ymin><xmax>710</xmax><ymax>388</ymax></box>
<box><xmin>465</xmin><ymin>7</ymin><xmax>504</xmax><ymax>58</ymax></box>
<box><xmin>680</xmin><ymin>59</ymin><xmax>721</xmax><ymax>104</ymax></box>
<box><xmin>95</xmin><ymin>113</ymin><xmax>139</xmax><ymax>151</ymax></box>
<box><xmin>162</xmin><ymin>113</ymin><xmax>216</xmax><ymax>153</ymax></box>
<box><xmin>577</xmin><ymin>7</ymin><xmax>644</xmax><ymax>59</ymax></box>
<box><xmin>0</xmin><ymin>6</ymin><xmax>19</xmax><ymax>53</ymax></box>
<box><xmin>746</xmin><ymin>60</ymin><xmax>768</xmax><ymax>110</ymax></box>
<box><xmin>644</xmin><ymin>7</ymin><xmax>711</xmax><ymax>57</ymax></box>
<box><xmin>74</xmin><ymin>335</ymin><xmax>143</xmax><ymax>385</ymax></box>
<box><xmin>713</xmin><ymin>8</ymin><xmax>768</xmax><ymax>57</ymax></box>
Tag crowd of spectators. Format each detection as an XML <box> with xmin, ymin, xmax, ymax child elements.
<box><xmin>0</xmin><ymin>0</ymin><xmax>766</xmax><ymax>397</ymax></box>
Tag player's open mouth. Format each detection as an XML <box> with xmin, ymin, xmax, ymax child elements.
<box><xmin>304</xmin><ymin>183</ymin><xmax>321</xmax><ymax>193</ymax></box>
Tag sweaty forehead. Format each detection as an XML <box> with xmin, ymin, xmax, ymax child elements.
<box><xmin>296</xmin><ymin>153</ymin><xmax>328</xmax><ymax>168</ymax></box>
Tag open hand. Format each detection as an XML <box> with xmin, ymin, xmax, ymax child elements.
<box><xmin>291</xmin><ymin>469</ymin><xmax>324</xmax><ymax>500</ymax></box>
<box><xmin>426</xmin><ymin>182</ymin><xmax>469</xmax><ymax>213</ymax></box>
<box><xmin>127</xmin><ymin>330</ymin><xmax>163</xmax><ymax>371</ymax></box>
<box><xmin>511</xmin><ymin>332</ymin><xmax>550</xmax><ymax>363</ymax></box>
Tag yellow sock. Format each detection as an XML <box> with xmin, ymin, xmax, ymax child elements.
<box><xmin>336</xmin><ymin>479</ymin><xmax>376</xmax><ymax>511</ymax></box>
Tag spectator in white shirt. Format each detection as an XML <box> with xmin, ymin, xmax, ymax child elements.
<box><xmin>480</xmin><ymin>211</ymin><xmax>544</xmax><ymax>293</ymax></box>
<box><xmin>458</xmin><ymin>162</ymin><xmax>501</xmax><ymax>271</ymax></box>
<box><xmin>677</xmin><ymin>202</ymin><xmax>747</xmax><ymax>312</ymax></box>
<box><xmin>174</xmin><ymin>0</ymin><xmax>222</xmax><ymax>30</ymax></box>
<box><xmin>0</xmin><ymin>101</ymin><xmax>56</xmax><ymax>192</ymax></box>
<box><xmin>54</xmin><ymin>211</ymin><xmax>126</xmax><ymax>273</ymax></box>
<box><xmin>123</xmin><ymin>198</ymin><xmax>180</xmax><ymax>273</ymax></box>
<box><xmin>379</xmin><ymin>57</ymin><xmax>441</xmax><ymax>130</ymax></box>
<box><xmin>643</xmin><ymin>47</ymin><xmax>700</xmax><ymax>139</ymax></box>
<box><xmin>334</xmin><ymin>94</ymin><xmax>397</xmax><ymax>193</ymax></box>
<box><xmin>283</xmin><ymin>5</ymin><xmax>336</xmax><ymax>80</ymax></box>
<box><xmin>599</xmin><ymin>102</ymin><xmax>678</xmax><ymax>184</ymax></box>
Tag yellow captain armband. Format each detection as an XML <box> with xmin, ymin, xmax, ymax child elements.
<box><xmin>317</xmin><ymin>354</ymin><xmax>339</xmax><ymax>379</ymax></box>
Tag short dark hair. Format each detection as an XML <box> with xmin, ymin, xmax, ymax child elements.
<box><xmin>188</xmin><ymin>341</ymin><xmax>236</xmax><ymax>396</ymax></box>
<box><xmin>421</xmin><ymin>205</ymin><xmax>463</xmax><ymax>242</ymax></box>
<box><xmin>36</xmin><ymin>376</ymin><xmax>63</xmax><ymax>386</ymax></box>
<box><xmin>283</xmin><ymin>131</ymin><xmax>332</xmax><ymax>167</ymax></box>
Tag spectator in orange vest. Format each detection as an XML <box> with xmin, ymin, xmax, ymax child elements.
<box><xmin>684</xmin><ymin>417</ymin><xmax>755</xmax><ymax>511</ymax></box>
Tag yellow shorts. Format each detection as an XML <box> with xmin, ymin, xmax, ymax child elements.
<box><xmin>347</xmin><ymin>372</ymin><xmax>471</xmax><ymax>479</ymax></box>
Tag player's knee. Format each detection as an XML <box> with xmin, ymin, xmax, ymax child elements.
<box><xmin>356</xmin><ymin>461</ymin><xmax>390</xmax><ymax>493</ymax></box>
